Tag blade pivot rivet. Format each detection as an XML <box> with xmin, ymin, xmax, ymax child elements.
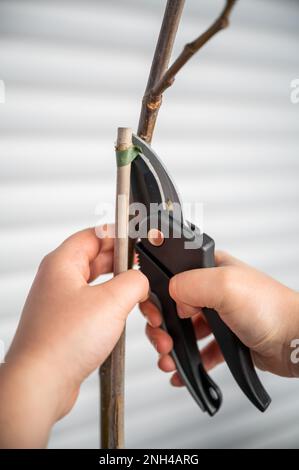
<box><xmin>148</xmin><ymin>229</ymin><xmax>165</xmax><ymax>247</ymax></box>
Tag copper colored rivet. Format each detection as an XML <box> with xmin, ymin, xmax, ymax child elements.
<box><xmin>148</xmin><ymin>229</ymin><xmax>165</xmax><ymax>247</ymax></box>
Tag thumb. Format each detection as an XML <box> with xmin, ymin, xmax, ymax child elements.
<box><xmin>92</xmin><ymin>269</ymin><xmax>149</xmax><ymax>324</ymax></box>
<box><xmin>169</xmin><ymin>266</ymin><xmax>285</xmax><ymax>352</ymax></box>
<box><xmin>169</xmin><ymin>267</ymin><xmax>249</xmax><ymax>342</ymax></box>
<box><xmin>169</xmin><ymin>267</ymin><xmax>227</xmax><ymax>312</ymax></box>
<box><xmin>68</xmin><ymin>270</ymin><xmax>149</xmax><ymax>376</ymax></box>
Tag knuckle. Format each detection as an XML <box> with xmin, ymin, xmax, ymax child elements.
<box><xmin>215</xmin><ymin>250</ymin><xmax>229</xmax><ymax>264</ymax></box>
<box><xmin>145</xmin><ymin>323</ymin><xmax>153</xmax><ymax>339</ymax></box>
<box><xmin>158</xmin><ymin>356</ymin><xmax>166</xmax><ymax>371</ymax></box>
<box><xmin>130</xmin><ymin>269</ymin><xmax>150</xmax><ymax>293</ymax></box>
<box><xmin>38</xmin><ymin>251</ymin><xmax>55</xmax><ymax>271</ymax></box>
<box><xmin>139</xmin><ymin>303</ymin><xmax>146</xmax><ymax>315</ymax></box>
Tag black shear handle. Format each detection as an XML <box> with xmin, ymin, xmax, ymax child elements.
<box><xmin>203</xmin><ymin>306</ymin><xmax>270</xmax><ymax>411</ymax></box>
<box><xmin>137</xmin><ymin>217</ymin><xmax>271</xmax><ymax>412</ymax></box>
<box><xmin>136</xmin><ymin>241</ymin><xmax>222</xmax><ymax>416</ymax></box>
<box><xmin>198</xmin><ymin>245</ymin><xmax>271</xmax><ymax>412</ymax></box>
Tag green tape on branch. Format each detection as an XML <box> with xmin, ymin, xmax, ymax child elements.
<box><xmin>115</xmin><ymin>145</ymin><xmax>141</xmax><ymax>167</ymax></box>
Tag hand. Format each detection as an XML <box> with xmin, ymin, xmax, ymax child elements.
<box><xmin>140</xmin><ymin>251</ymin><xmax>299</xmax><ymax>387</ymax></box>
<box><xmin>0</xmin><ymin>227</ymin><xmax>148</xmax><ymax>448</ymax></box>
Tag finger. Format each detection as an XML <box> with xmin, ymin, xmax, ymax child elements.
<box><xmin>158</xmin><ymin>354</ymin><xmax>176</xmax><ymax>372</ymax></box>
<box><xmin>159</xmin><ymin>336</ymin><xmax>221</xmax><ymax>376</ymax></box>
<box><xmin>92</xmin><ymin>270</ymin><xmax>149</xmax><ymax>323</ymax></box>
<box><xmin>49</xmin><ymin>226</ymin><xmax>115</xmax><ymax>283</ymax></box>
<box><xmin>169</xmin><ymin>267</ymin><xmax>229</xmax><ymax>311</ymax></box>
<box><xmin>48</xmin><ymin>228</ymin><xmax>102</xmax><ymax>282</ymax></box>
<box><xmin>176</xmin><ymin>303</ymin><xmax>213</xmax><ymax>341</ymax></box>
<box><xmin>149</xmin><ymin>314</ymin><xmax>212</xmax><ymax>370</ymax></box>
<box><xmin>146</xmin><ymin>324</ymin><xmax>173</xmax><ymax>354</ymax></box>
<box><xmin>192</xmin><ymin>313</ymin><xmax>212</xmax><ymax>340</ymax></box>
<box><xmin>140</xmin><ymin>300</ymin><xmax>162</xmax><ymax>327</ymax></box>
<box><xmin>176</xmin><ymin>301</ymin><xmax>202</xmax><ymax>318</ymax></box>
<box><xmin>169</xmin><ymin>340</ymin><xmax>224</xmax><ymax>388</ymax></box>
<box><xmin>89</xmin><ymin>225</ymin><xmax>115</xmax><ymax>281</ymax></box>
<box><xmin>89</xmin><ymin>246</ymin><xmax>114</xmax><ymax>282</ymax></box>
<box><xmin>170</xmin><ymin>372</ymin><xmax>184</xmax><ymax>387</ymax></box>
<box><xmin>201</xmin><ymin>339</ymin><xmax>224</xmax><ymax>371</ymax></box>
<box><xmin>95</xmin><ymin>223</ymin><xmax>115</xmax><ymax>241</ymax></box>
<box><xmin>215</xmin><ymin>250</ymin><xmax>246</xmax><ymax>267</ymax></box>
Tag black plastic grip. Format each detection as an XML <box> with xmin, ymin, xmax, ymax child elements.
<box><xmin>196</xmin><ymin>245</ymin><xmax>271</xmax><ymax>412</ymax></box>
<box><xmin>203</xmin><ymin>307</ymin><xmax>270</xmax><ymax>411</ymax></box>
<box><xmin>136</xmin><ymin>242</ymin><xmax>222</xmax><ymax>415</ymax></box>
<box><xmin>137</xmin><ymin>213</ymin><xmax>271</xmax><ymax>412</ymax></box>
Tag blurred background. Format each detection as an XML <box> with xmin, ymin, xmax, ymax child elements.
<box><xmin>0</xmin><ymin>0</ymin><xmax>299</xmax><ymax>448</ymax></box>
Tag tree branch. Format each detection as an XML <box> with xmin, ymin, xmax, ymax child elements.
<box><xmin>137</xmin><ymin>0</ymin><xmax>185</xmax><ymax>143</ymax></box>
<box><xmin>145</xmin><ymin>0</ymin><xmax>237</xmax><ymax>134</ymax></box>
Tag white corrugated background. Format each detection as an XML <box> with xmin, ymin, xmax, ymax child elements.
<box><xmin>0</xmin><ymin>0</ymin><xmax>299</xmax><ymax>448</ymax></box>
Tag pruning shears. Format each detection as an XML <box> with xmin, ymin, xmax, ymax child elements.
<box><xmin>131</xmin><ymin>134</ymin><xmax>271</xmax><ymax>416</ymax></box>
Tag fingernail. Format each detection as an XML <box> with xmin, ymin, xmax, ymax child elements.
<box><xmin>169</xmin><ymin>276</ymin><xmax>177</xmax><ymax>300</ymax></box>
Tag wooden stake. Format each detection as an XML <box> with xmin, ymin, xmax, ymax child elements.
<box><xmin>100</xmin><ymin>127</ymin><xmax>132</xmax><ymax>449</ymax></box>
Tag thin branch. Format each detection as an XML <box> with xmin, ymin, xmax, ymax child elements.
<box><xmin>100</xmin><ymin>128</ymin><xmax>132</xmax><ymax>449</ymax></box>
<box><xmin>144</xmin><ymin>0</ymin><xmax>237</xmax><ymax>136</ymax></box>
<box><xmin>137</xmin><ymin>0</ymin><xmax>185</xmax><ymax>143</ymax></box>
